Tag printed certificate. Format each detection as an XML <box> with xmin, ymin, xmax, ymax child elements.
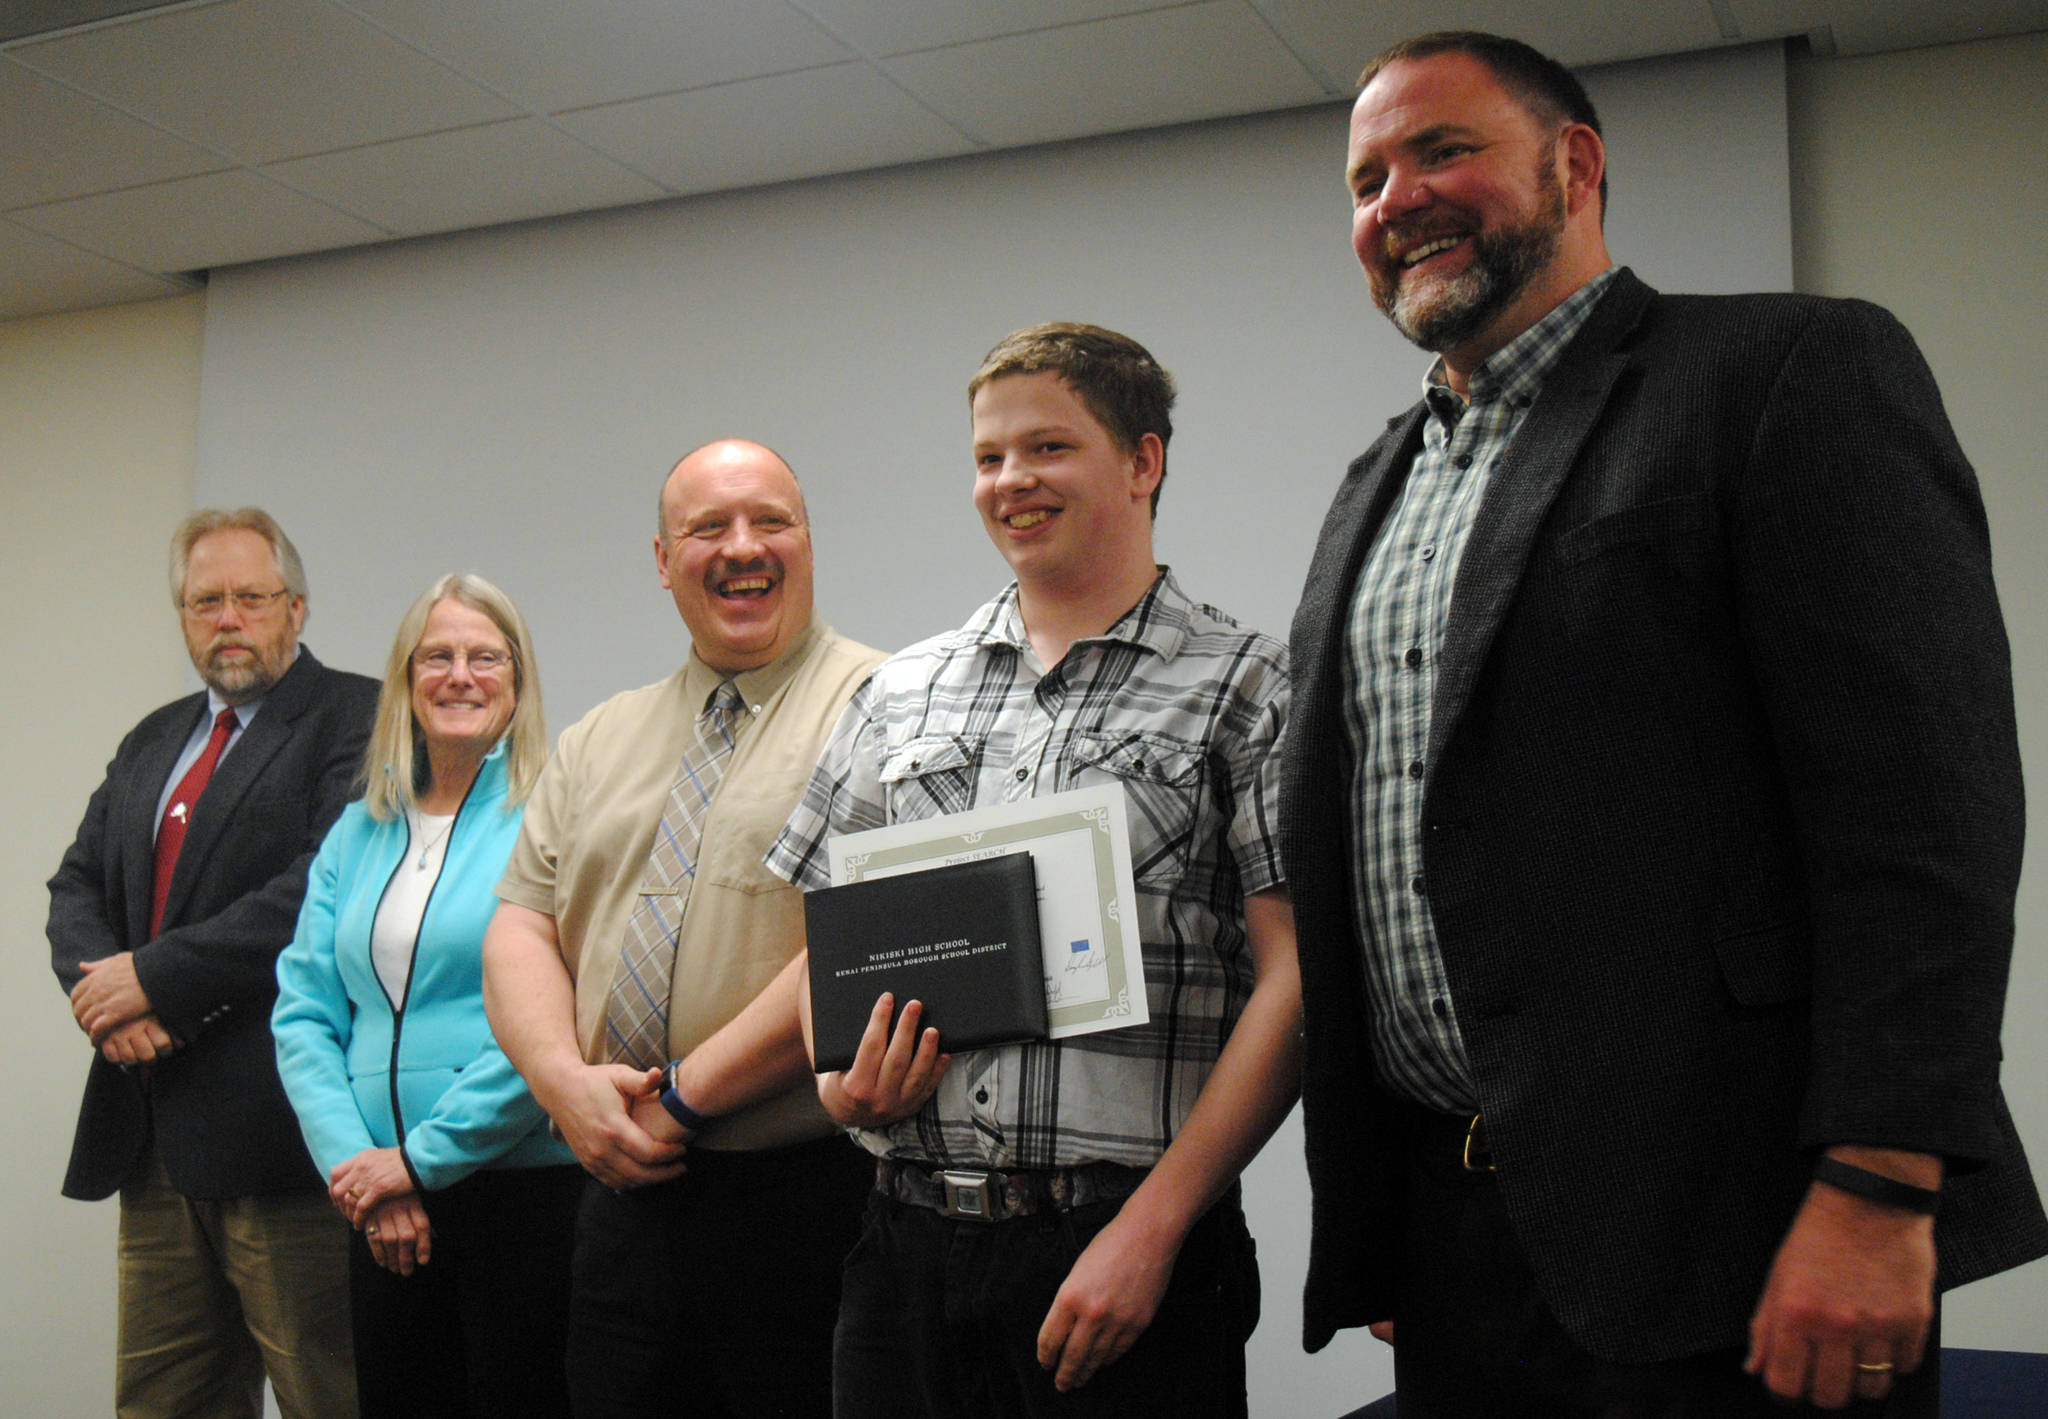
<box><xmin>826</xmin><ymin>783</ymin><xmax>1148</xmax><ymax>1039</ymax></box>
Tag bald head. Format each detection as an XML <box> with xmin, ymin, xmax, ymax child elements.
<box><xmin>654</xmin><ymin>439</ymin><xmax>816</xmax><ymax>673</ymax></box>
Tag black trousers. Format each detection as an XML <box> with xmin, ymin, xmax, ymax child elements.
<box><xmin>349</xmin><ymin>1162</ymin><xmax>583</xmax><ymax>1419</ymax></box>
<box><xmin>1388</xmin><ymin>1104</ymin><xmax>1938</xmax><ymax>1419</ymax></box>
<box><xmin>565</xmin><ymin>1132</ymin><xmax>871</xmax><ymax>1419</ymax></box>
<box><xmin>833</xmin><ymin>1185</ymin><xmax>1260</xmax><ymax>1419</ymax></box>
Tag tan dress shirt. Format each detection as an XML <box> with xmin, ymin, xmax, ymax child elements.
<box><xmin>499</xmin><ymin>621</ymin><xmax>884</xmax><ymax>1151</ymax></box>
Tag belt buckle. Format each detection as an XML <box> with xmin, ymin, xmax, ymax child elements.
<box><xmin>936</xmin><ymin>1169</ymin><xmax>1003</xmax><ymax>1221</ymax></box>
<box><xmin>1462</xmin><ymin>1114</ymin><xmax>1496</xmax><ymax>1173</ymax></box>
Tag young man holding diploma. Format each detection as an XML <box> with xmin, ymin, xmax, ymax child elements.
<box><xmin>768</xmin><ymin>322</ymin><xmax>1300</xmax><ymax>1416</ymax></box>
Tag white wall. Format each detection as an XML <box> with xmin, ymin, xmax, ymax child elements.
<box><xmin>1</xmin><ymin>293</ymin><xmax>204</xmax><ymax>1415</ymax></box>
<box><xmin>188</xmin><ymin>44</ymin><xmax>1789</xmax><ymax>741</ymax></box>
<box><xmin>2</xmin><ymin>31</ymin><xmax>2042</xmax><ymax>1419</ymax></box>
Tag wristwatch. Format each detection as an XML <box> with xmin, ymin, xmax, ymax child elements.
<box><xmin>658</xmin><ymin>1060</ymin><xmax>717</xmax><ymax>1134</ymax></box>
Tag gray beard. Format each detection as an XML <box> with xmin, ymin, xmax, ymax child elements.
<box><xmin>1382</xmin><ymin>209</ymin><xmax>1562</xmax><ymax>354</ymax></box>
<box><xmin>201</xmin><ymin>649</ymin><xmax>279</xmax><ymax>703</ymax></box>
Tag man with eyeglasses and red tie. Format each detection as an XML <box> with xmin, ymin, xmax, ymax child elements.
<box><xmin>49</xmin><ymin>506</ymin><xmax>378</xmax><ymax>1419</ymax></box>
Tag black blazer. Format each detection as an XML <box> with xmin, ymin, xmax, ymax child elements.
<box><xmin>49</xmin><ymin>646</ymin><xmax>379</xmax><ymax>1201</ymax></box>
<box><xmin>1282</xmin><ymin>270</ymin><xmax>2046</xmax><ymax>1362</ymax></box>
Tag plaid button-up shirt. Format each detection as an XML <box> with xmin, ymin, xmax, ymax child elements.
<box><xmin>770</xmin><ymin>571</ymin><xmax>1289</xmax><ymax>1168</ymax></box>
<box><xmin>1343</xmin><ymin>268</ymin><xmax>1618</xmax><ymax>1111</ymax></box>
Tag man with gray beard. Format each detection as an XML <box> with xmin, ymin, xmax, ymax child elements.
<box><xmin>50</xmin><ymin>507</ymin><xmax>377</xmax><ymax>1419</ymax></box>
<box><xmin>1281</xmin><ymin>30</ymin><xmax>2044</xmax><ymax>1418</ymax></box>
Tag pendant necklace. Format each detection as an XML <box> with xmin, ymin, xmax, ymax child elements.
<box><xmin>411</xmin><ymin>809</ymin><xmax>455</xmax><ymax>870</ymax></box>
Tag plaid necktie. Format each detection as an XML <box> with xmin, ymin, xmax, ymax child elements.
<box><xmin>603</xmin><ymin>678</ymin><xmax>745</xmax><ymax>1069</ymax></box>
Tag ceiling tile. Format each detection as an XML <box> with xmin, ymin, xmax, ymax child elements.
<box><xmin>10</xmin><ymin>169</ymin><xmax>387</xmax><ymax>272</ymax></box>
<box><xmin>0</xmin><ymin>215</ymin><xmax>190</xmax><ymax>320</ymax></box>
<box><xmin>10</xmin><ymin>0</ymin><xmax>518</xmax><ymax>164</ymax></box>
<box><xmin>1251</xmin><ymin>0</ymin><xmax>1731</xmax><ymax>83</ymax></box>
<box><xmin>795</xmin><ymin>0</ymin><xmax>1171</xmax><ymax>58</ymax></box>
<box><xmin>557</xmin><ymin>62</ymin><xmax>975</xmax><ymax>196</ymax></box>
<box><xmin>1726</xmin><ymin>0</ymin><xmax>2048</xmax><ymax>55</ymax></box>
<box><xmin>341</xmin><ymin>0</ymin><xmax>854</xmax><ymax>113</ymax></box>
<box><xmin>0</xmin><ymin>59</ymin><xmax>227</xmax><ymax>208</ymax></box>
<box><xmin>262</xmin><ymin>120</ymin><xmax>667</xmax><ymax>236</ymax></box>
<box><xmin>886</xmin><ymin>1</ymin><xmax>1326</xmax><ymax>146</ymax></box>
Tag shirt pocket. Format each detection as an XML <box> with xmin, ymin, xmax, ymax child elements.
<box><xmin>1067</xmin><ymin>729</ymin><xmax>1205</xmax><ymax>885</ymax></box>
<box><xmin>878</xmin><ymin>734</ymin><xmax>985</xmax><ymax>821</ymax></box>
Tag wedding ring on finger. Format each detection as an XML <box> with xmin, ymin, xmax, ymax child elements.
<box><xmin>1855</xmin><ymin>1362</ymin><xmax>1895</xmax><ymax>1375</ymax></box>
<box><xmin>366</xmin><ymin>1224</ymin><xmax>381</xmax><ymax>1238</ymax></box>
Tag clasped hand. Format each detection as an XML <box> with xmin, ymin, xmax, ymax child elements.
<box><xmin>328</xmin><ymin>1147</ymin><xmax>432</xmax><ymax>1275</ymax></box>
<box><xmin>551</xmin><ymin>1063</ymin><xmax>688</xmax><ymax>1191</ymax></box>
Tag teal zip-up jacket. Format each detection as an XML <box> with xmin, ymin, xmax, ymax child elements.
<box><xmin>274</xmin><ymin>743</ymin><xmax>571</xmax><ymax>1190</ymax></box>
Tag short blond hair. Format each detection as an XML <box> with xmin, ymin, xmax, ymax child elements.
<box><xmin>169</xmin><ymin>507</ymin><xmax>308</xmax><ymax>606</ymax></box>
<box><xmin>968</xmin><ymin>323</ymin><xmax>1176</xmax><ymax>516</ymax></box>
<box><xmin>360</xmin><ymin>573</ymin><xmax>546</xmax><ymax>821</ymax></box>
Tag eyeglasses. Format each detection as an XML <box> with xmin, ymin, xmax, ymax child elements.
<box><xmin>413</xmin><ymin>647</ymin><xmax>512</xmax><ymax>677</ymax></box>
<box><xmin>180</xmin><ymin>588</ymin><xmax>293</xmax><ymax>619</ymax></box>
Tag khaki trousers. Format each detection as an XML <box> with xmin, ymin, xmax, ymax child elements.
<box><xmin>116</xmin><ymin>1148</ymin><xmax>356</xmax><ymax>1419</ymax></box>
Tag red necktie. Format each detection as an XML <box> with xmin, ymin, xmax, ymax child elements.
<box><xmin>151</xmin><ymin>707</ymin><xmax>238</xmax><ymax>939</ymax></box>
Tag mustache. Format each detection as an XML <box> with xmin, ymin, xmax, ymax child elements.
<box><xmin>707</xmin><ymin>556</ymin><xmax>776</xmax><ymax>583</ymax></box>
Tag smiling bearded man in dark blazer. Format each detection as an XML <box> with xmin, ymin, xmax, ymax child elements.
<box><xmin>1281</xmin><ymin>30</ymin><xmax>2045</xmax><ymax>1418</ymax></box>
<box><xmin>50</xmin><ymin>507</ymin><xmax>377</xmax><ymax>1419</ymax></box>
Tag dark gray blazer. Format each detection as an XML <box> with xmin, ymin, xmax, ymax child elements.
<box><xmin>49</xmin><ymin>646</ymin><xmax>378</xmax><ymax>1201</ymax></box>
<box><xmin>1282</xmin><ymin>269</ymin><xmax>2045</xmax><ymax>1362</ymax></box>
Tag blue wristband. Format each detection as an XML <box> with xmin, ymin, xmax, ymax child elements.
<box><xmin>659</xmin><ymin>1061</ymin><xmax>717</xmax><ymax>1133</ymax></box>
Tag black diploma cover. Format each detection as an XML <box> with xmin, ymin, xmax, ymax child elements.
<box><xmin>804</xmin><ymin>853</ymin><xmax>1047</xmax><ymax>1073</ymax></box>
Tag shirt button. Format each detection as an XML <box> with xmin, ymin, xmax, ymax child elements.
<box><xmin>1410</xmin><ymin>874</ymin><xmax>1426</xmax><ymax>896</ymax></box>
<box><xmin>975</xmin><ymin>1088</ymin><xmax>989</xmax><ymax>1104</ymax></box>
<box><xmin>1419</xmin><ymin>543</ymin><xmax>1437</xmax><ymax>561</ymax></box>
<box><xmin>1404</xmin><ymin>647</ymin><xmax>1423</xmax><ymax>668</ymax></box>
<box><xmin>1014</xmin><ymin>767</ymin><xmax>1028</xmax><ymax>782</ymax></box>
<box><xmin>1408</xmin><ymin>759</ymin><xmax>1424</xmax><ymax>780</ymax></box>
<box><xmin>1432</xmin><ymin>997</ymin><xmax>1449</xmax><ymax>1020</ymax></box>
<box><xmin>1454</xmin><ymin>453</ymin><xmax>1473</xmax><ymax>470</ymax></box>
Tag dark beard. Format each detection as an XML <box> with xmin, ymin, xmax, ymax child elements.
<box><xmin>1380</xmin><ymin>150</ymin><xmax>1566</xmax><ymax>354</ymax></box>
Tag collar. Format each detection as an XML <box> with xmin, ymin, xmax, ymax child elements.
<box><xmin>683</xmin><ymin>618</ymin><xmax>824</xmax><ymax>720</ymax></box>
<box><xmin>469</xmin><ymin>738</ymin><xmax>511</xmax><ymax>801</ymax></box>
<box><xmin>1422</xmin><ymin>265</ymin><xmax>1622</xmax><ymax>416</ymax></box>
<box><xmin>967</xmin><ymin>568</ymin><xmax>1193</xmax><ymax>665</ymax></box>
<box><xmin>205</xmin><ymin>689</ymin><xmax>260</xmax><ymax>729</ymax></box>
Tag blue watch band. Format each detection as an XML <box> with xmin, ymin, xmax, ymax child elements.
<box><xmin>659</xmin><ymin>1061</ymin><xmax>717</xmax><ymax>1133</ymax></box>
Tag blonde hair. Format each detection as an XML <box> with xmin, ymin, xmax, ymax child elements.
<box><xmin>169</xmin><ymin>507</ymin><xmax>308</xmax><ymax>606</ymax></box>
<box><xmin>360</xmin><ymin>573</ymin><xmax>546</xmax><ymax>821</ymax></box>
<box><xmin>968</xmin><ymin>322</ymin><xmax>1176</xmax><ymax>516</ymax></box>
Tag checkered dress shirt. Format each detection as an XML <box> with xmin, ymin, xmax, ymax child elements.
<box><xmin>769</xmin><ymin>571</ymin><xmax>1289</xmax><ymax>1169</ymax></box>
<box><xmin>1343</xmin><ymin>268</ymin><xmax>1618</xmax><ymax>1111</ymax></box>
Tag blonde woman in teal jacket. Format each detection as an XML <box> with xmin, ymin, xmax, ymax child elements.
<box><xmin>276</xmin><ymin>573</ymin><xmax>577</xmax><ymax>1418</ymax></box>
